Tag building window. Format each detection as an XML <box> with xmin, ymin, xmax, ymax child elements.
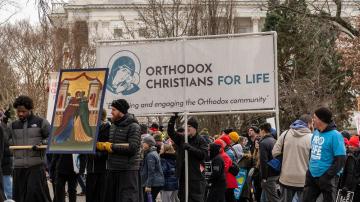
<box><xmin>138</xmin><ymin>28</ymin><xmax>149</xmax><ymax>38</ymax></box>
<box><xmin>114</xmin><ymin>28</ymin><xmax>123</xmax><ymax>38</ymax></box>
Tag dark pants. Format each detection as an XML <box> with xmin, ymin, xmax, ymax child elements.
<box><xmin>252</xmin><ymin>170</ymin><xmax>262</xmax><ymax>202</ymax></box>
<box><xmin>54</xmin><ymin>172</ymin><xmax>77</xmax><ymax>202</ymax></box>
<box><xmin>225</xmin><ymin>188</ymin><xmax>236</xmax><ymax>202</ymax></box>
<box><xmin>143</xmin><ymin>186</ymin><xmax>162</xmax><ymax>202</ymax></box>
<box><xmin>261</xmin><ymin>176</ymin><xmax>280</xmax><ymax>202</ymax></box>
<box><xmin>104</xmin><ymin>170</ymin><xmax>142</xmax><ymax>202</ymax></box>
<box><xmin>77</xmin><ymin>174</ymin><xmax>86</xmax><ymax>193</ymax></box>
<box><xmin>206</xmin><ymin>187</ymin><xmax>226</xmax><ymax>202</ymax></box>
<box><xmin>280</xmin><ymin>185</ymin><xmax>303</xmax><ymax>202</ymax></box>
<box><xmin>303</xmin><ymin>171</ymin><xmax>338</xmax><ymax>202</ymax></box>
<box><xmin>179</xmin><ymin>174</ymin><xmax>206</xmax><ymax>202</ymax></box>
<box><xmin>13</xmin><ymin>165</ymin><xmax>51</xmax><ymax>202</ymax></box>
<box><xmin>86</xmin><ymin>172</ymin><xmax>106</xmax><ymax>202</ymax></box>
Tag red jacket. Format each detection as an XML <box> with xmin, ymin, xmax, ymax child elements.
<box><xmin>220</xmin><ymin>151</ymin><xmax>238</xmax><ymax>189</ymax></box>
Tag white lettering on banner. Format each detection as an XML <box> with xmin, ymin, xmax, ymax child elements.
<box><xmin>97</xmin><ymin>34</ymin><xmax>277</xmax><ymax>115</ymax></box>
<box><xmin>311</xmin><ymin>136</ymin><xmax>325</xmax><ymax>160</ymax></box>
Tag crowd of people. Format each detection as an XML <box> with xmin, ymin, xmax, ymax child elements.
<box><xmin>0</xmin><ymin>95</ymin><xmax>359</xmax><ymax>202</ymax></box>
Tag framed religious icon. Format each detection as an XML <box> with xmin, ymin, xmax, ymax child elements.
<box><xmin>48</xmin><ymin>68</ymin><xmax>108</xmax><ymax>153</ymax></box>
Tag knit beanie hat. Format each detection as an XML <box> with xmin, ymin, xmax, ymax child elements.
<box><xmin>143</xmin><ymin>135</ymin><xmax>156</xmax><ymax>147</ymax></box>
<box><xmin>349</xmin><ymin>136</ymin><xmax>359</xmax><ymax>148</ymax></box>
<box><xmin>314</xmin><ymin>107</ymin><xmax>332</xmax><ymax>124</ymax></box>
<box><xmin>111</xmin><ymin>99</ymin><xmax>130</xmax><ymax>114</ymax></box>
<box><xmin>220</xmin><ymin>135</ymin><xmax>232</xmax><ymax>146</ymax></box>
<box><xmin>229</xmin><ymin>132</ymin><xmax>240</xmax><ymax>143</ymax></box>
<box><xmin>187</xmin><ymin>117</ymin><xmax>198</xmax><ymax>130</ymax></box>
<box><xmin>214</xmin><ymin>139</ymin><xmax>226</xmax><ymax>149</ymax></box>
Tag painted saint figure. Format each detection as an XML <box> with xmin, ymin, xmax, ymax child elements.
<box><xmin>53</xmin><ymin>91</ymin><xmax>93</xmax><ymax>144</ymax></box>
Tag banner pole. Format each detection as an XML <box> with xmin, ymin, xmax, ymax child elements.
<box><xmin>184</xmin><ymin>112</ymin><xmax>189</xmax><ymax>202</ymax></box>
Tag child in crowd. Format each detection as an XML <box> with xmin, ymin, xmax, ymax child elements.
<box><xmin>141</xmin><ymin>136</ymin><xmax>165</xmax><ymax>202</ymax></box>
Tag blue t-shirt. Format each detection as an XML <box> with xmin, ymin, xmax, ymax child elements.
<box><xmin>309</xmin><ymin>129</ymin><xmax>346</xmax><ymax>177</ymax></box>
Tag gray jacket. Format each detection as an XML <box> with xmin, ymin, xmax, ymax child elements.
<box><xmin>10</xmin><ymin>114</ymin><xmax>50</xmax><ymax>168</ymax></box>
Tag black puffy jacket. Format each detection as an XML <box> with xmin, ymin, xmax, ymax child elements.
<box><xmin>107</xmin><ymin>114</ymin><xmax>141</xmax><ymax>171</ymax></box>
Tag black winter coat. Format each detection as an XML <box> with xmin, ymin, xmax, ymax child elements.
<box><xmin>208</xmin><ymin>154</ymin><xmax>226</xmax><ymax>189</ymax></box>
<box><xmin>107</xmin><ymin>114</ymin><xmax>141</xmax><ymax>171</ymax></box>
<box><xmin>259</xmin><ymin>134</ymin><xmax>279</xmax><ymax>180</ymax></box>
<box><xmin>167</xmin><ymin>116</ymin><xmax>208</xmax><ymax>181</ymax></box>
<box><xmin>1</xmin><ymin>123</ymin><xmax>12</xmax><ymax>175</ymax></box>
<box><xmin>86</xmin><ymin>121</ymin><xmax>110</xmax><ymax>173</ymax></box>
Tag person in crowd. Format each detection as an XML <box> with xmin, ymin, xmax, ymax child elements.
<box><xmin>85</xmin><ymin>109</ymin><xmax>110</xmax><ymax>202</ymax></box>
<box><xmin>219</xmin><ymin>135</ymin><xmax>238</xmax><ymax>202</ymax></box>
<box><xmin>0</xmin><ymin>120</ymin><xmax>6</xmax><ymax>201</ymax></box>
<box><xmin>227</xmin><ymin>131</ymin><xmax>243</xmax><ymax>163</ymax></box>
<box><xmin>303</xmin><ymin>107</ymin><xmax>346</xmax><ymax>202</ymax></box>
<box><xmin>272</xmin><ymin>114</ymin><xmax>313</xmax><ymax>202</ymax></box>
<box><xmin>141</xmin><ymin>135</ymin><xmax>165</xmax><ymax>202</ymax></box>
<box><xmin>149</xmin><ymin>123</ymin><xmax>159</xmax><ymax>134</ymax></box>
<box><xmin>97</xmin><ymin>99</ymin><xmax>142</xmax><ymax>201</ymax></box>
<box><xmin>200</xmin><ymin>128</ymin><xmax>212</xmax><ymax>145</ymax></box>
<box><xmin>248</xmin><ymin>133</ymin><xmax>263</xmax><ymax>202</ymax></box>
<box><xmin>50</xmin><ymin>154</ymin><xmax>79</xmax><ymax>202</ymax></box>
<box><xmin>0</xmin><ymin>110</ymin><xmax>12</xmax><ymax>200</ymax></box>
<box><xmin>259</xmin><ymin>122</ymin><xmax>280</xmax><ymax>202</ymax></box>
<box><xmin>167</xmin><ymin>113</ymin><xmax>208</xmax><ymax>202</ymax></box>
<box><xmin>341</xmin><ymin>131</ymin><xmax>351</xmax><ymax>142</ymax></box>
<box><xmin>238</xmin><ymin>135</ymin><xmax>253</xmax><ymax>202</ymax></box>
<box><xmin>339</xmin><ymin>135</ymin><xmax>360</xmax><ymax>201</ymax></box>
<box><xmin>160</xmin><ymin>143</ymin><xmax>179</xmax><ymax>202</ymax></box>
<box><xmin>154</xmin><ymin>131</ymin><xmax>164</xmax><ymax>154</ymax></box>
<box><xmin>246</xmin><ymin>126</ymin><xmax>260</xmax><ymax>154</ymax></box>
<box><xmin>10</xmin><ymin>95</ymin><xmax>51</xmax><ymax>202</ymax></box>
<box><xmin>206</xmin><ymin>143</ymin><xmax>226</xmax><ymax>202</ymax></box>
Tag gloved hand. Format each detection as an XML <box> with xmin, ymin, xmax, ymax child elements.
<box><xmin>103</xmin><ymin>142</ymin><xmax>113</xmax><ymax>153</ymax></box>
<box><xmin>96</xmin><ymin>142</ymin><xmax>106</xmax><ymax>151</ymax></box>
<box><xmin>170</xmin><ymin>112</ymin><xmax>179</xmax><ymax>122</ymax></box>
<box><xmin>183</xmin><ymin>143</ymin><xmax>193</xmax><ymax>151</ymax></box>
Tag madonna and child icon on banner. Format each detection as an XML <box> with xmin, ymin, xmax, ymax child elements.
<box><xmin>47</xmin><ymin>69</ymin><xmax>108</xmax><ymax>153</ymax></box>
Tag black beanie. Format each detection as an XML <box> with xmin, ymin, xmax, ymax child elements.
<box><xmin>111</xmin><ymin>99</ymin><xmax>130</xmax><ymax>114</ymax></box>
<box><xmin>187</xmin><ymin>117</ymin><xmax>198</xmax><ymax>130</ymax></box>
<box><xmin>314</xmin><ymin>107</ymin><xmax>332</xmax><ymax>124</ymax></box>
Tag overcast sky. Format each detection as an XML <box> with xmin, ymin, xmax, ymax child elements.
<box><xmin>0</xmin><ymin>0</ymin><xmax>40</xmax><ymax>24</ymax></box>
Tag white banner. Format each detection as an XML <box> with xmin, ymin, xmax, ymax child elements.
<box><xmin>97</xmin><ymin>34</ymin><xmax>277</xmax><ymax>115</ymax></box>
<box><xmin>46</xmin><ymin>72</ymin><xmax>59</xmax><ymax>122</ymax></box>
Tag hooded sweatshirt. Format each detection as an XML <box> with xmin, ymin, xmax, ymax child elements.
<box><xmin>272</xmin><ymin>120</ymin><xmax>312</xmax><ymax>188</ymax></box>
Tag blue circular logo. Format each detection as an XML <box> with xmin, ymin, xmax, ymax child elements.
<box><xmin>106</xmin><ymin>50</ymin><xmax>141</xmax><ymax>95</ymax></box>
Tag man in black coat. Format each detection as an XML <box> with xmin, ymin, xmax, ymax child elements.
<box><xmin>259</xmin><ymin>122</ymin><xmax>280</xmax><ymax>202</ymax></box>
<box><xmin>85</xmin><ymin>109</ymin><xmax>110</xmax><ymax>202</ymax></box>
<box><xmin>167</xmin><ymin>114</ymin><xmax>208</xmax><ymax>202</ymax></box>
<box><xmin>97</xmin><ymin>99</ymin><xmax>142</xmax><ymax>202</ymax></box>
